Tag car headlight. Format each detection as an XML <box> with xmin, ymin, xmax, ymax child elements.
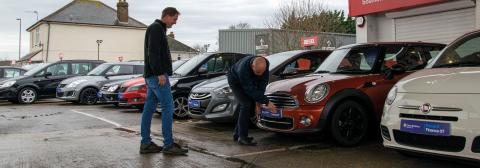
<box><xmin>386</xmin><ymin>86</ymin><xmax>397</xmax><ymax>105</ymax></box>
<box><xmin>127</xmin><ymin>84</ymin><xmax>145</xmax><ymax>92</ymax></box>
<box><xmin>67</xmin><ymin>80</ymin><xmax>87</xmax><ymax>88</ymax></box>
<box><xmin>0</xmin><ymin>81</ymin><xmax>16</xmax><ymax>88</ymax></box>
<box><xmin>170</xmin><ymin>78</ymin><xmax>178</xmax><ymax>86</ymax></box>
<box><xmin>214</xmin><ymin>86</ymin><xmax>232</xmax><ymax>96</ymax></box>
<box><xmin>305</xmin><ymin>83</ymin><xmax>329</xmax><ymax>104</ymax></box>
<box><xmin>107</xmin><ymin>85</ymin><xmax>119</xmax><ymax>92</ymax></box>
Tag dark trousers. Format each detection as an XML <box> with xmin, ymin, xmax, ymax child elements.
<box><xmin>230</xmin><ymin>83</ymin><xmax>254</xmax><ymax>140</ymax></box>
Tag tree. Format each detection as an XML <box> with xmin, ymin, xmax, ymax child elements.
<box><xmin>266</xmin><ymin>0</ymin><xmax>355</xmax><ymax>34</ymax></box>
<box><xmin>228</xmin><ymin>22</ymin><xmax>251</xmax><ymax>29</ymax></box>
<box><xmin>192</xmin><ymin>44</ymin><xmax>209</xmax><ymax>53</ymax></box>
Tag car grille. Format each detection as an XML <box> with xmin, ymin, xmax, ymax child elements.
<box><xmin>189</xmin><ymin>108</ymin><xmax>206</xmax><ymax>115</ymax></box>
<box><xmin>190</xmin><ymin>92</ymin><xmax>211</xmax><ymax>99</ymax></box>
<box><xmin>267</xmin><ymin>93</ymin><xmax>298</xmax><ymax>109</ymax></box>
<box><xmin>393</xmin><ymin>130</ymin><xmax>466</xmax><ymax>152</ymax></box>
<box><xmin>259</xmin><ymin>116</ymin><xmax>294</xmax><ymax>130</ymax></box>
<box><xmin>399</xmin><ymin>113</ymin><xmax>458</xmax><ymax>122</ymax></box>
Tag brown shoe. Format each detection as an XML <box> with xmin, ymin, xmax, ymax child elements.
<box><xmin>162</xmin><ymin>143</ymin><xmax>188</xmax><ymax>155</ymax></box>
<box><xmin>139</xmin><ymin>142</ymin><xmax>163</xmax><ymax>154</ymax></box>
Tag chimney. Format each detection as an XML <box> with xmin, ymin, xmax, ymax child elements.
<box><xmin>117</xmin><ymin>0</ymin><xmax>129</xmax><ymax>24</ymax></box>
<box><xmin>168</xmin><ymin>32</ymin><xmax>175</xmax><ymax>39</ymax></box>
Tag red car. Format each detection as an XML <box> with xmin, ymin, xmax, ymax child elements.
<box><xmin>118</xmin><ymin>77</ymin><xmax>146</xmax><ymax>108</ymax></box>
<box><xmin>257</xmin><ymin>42</ymin><xmax>445</xmax><ymax>146</ymax></box>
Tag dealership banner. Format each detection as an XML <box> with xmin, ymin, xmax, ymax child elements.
<box><xmin>349</xmin><ymin>0</ymin><xmax>444</xmax><ymax>16</ymax></box>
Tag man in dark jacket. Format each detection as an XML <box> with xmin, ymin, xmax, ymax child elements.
<box><xmin>228</xmin><ymin>56</ymin><xmax>277</xmax><ymax>146</ymax></box>
<box><xmin>140</xmin><ymin>7</ymin><xmax>188</xmax><ymax>155</ymax></box>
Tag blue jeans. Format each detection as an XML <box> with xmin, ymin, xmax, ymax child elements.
<box><xmin>141</xmin><ymin>75</ymin><xmax>174</xmax><ymax>147</ymax></box>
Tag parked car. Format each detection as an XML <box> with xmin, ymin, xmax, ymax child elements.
<box><xmin>0</xmin><ymin>60</ymin><xmax>105</xmax><ymax>104</ymax></box>
<box><xmin>96</xmin><ymin>59</ymin><xmax>190</xmax><ymax>107</ymax></box>
<box><xmin>257</xmin><ymin>42</ymin><xmax>445</xmax><ymax>146</ymax></box>
<box><xmin>0</xmin><ymin>66</ymin><xmax>26</xmax><ymax>82</ymax></box>
<box><xmin>381</xmin><ymin>30</ymin><xmax>480</xmax><ymax>161</ymax></box>
<box><xmin>56</xmin><ymin>62</ymin><xmax>143</xmax><ymax>105</ymax></box>
<box><xmin>21</xmin><ymin>63</ymin><xmax>43</xmax><ymax>71</ymax></box>
<box><xmin>111</xmin><ymin>53</ymin><xmax>247</xmax><ymax>118</ymax></box>
<box><xmin>187</xmin><ymin>50</ymin><xmax>332</xmax><ymax>123</ymax></box>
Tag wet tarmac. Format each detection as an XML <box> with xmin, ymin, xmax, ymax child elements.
<box><xmin>0</xmin><ymin>100</ymin><xmax>476</xmax><ymax>167</ymax></box>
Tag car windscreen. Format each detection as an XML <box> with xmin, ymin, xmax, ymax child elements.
<box><xmin>172</xmin><ymin>60</ymin><xmax>187</xmax><ymax>71</ymax></box>
<box><xmin>23</xmin><ymin>63</ymin><xmax>51</xmax><ymax>76</ymax></box>
<box><xmin>266</xmin><ymin>50</ymin><xmax>304</xmax><ymax>71</ymax></box>
<box><xmin>87</xmin><ymin>64</ymin><xmax>110</xmax><ymax>76</ymax></box>
<box><xmin>174</xmin><ymin>53</ymin><xmax>210</xmax><ymax>76</ymax></box>
<box><xmin>432</xmin><ymin>35</ymin><xmax>480</xmax><ymax>68</ymax></box>
<box><xmin>315</xmin><ymin>47</ymin><xmax>380</xmax><ymax>73</ymax></box>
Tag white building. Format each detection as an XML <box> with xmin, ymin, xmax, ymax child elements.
<box><xmin>22</xmin><ymin>0</ymin><xmax>197</xmax><ymax>64</ymax></box>
<box><xmin>350</xmin><ymin>0</ymin><xmax>480</xmax><ymax>44</ymax></box>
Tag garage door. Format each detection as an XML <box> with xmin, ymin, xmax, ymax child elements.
<box><xmin>395</xmin><ymin>8</ymin><xmax>475</xmax><ymax>44</ymax></box>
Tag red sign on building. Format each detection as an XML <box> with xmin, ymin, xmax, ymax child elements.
<box><xmin>349</xmin><ymin>0</ymin><xmax>444</xmax><ymax>17</ymax></box>
<box><xmin>301</xmin><ymin>36</ymin><xmax>318</xmax><ymax>48</ymax></box>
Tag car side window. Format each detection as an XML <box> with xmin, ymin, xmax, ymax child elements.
<box><xmin>4</xmin><ymin>69</ymin><xmax>21</xmax><ymax>78</ymax></box>
<box><xmin>105</xmin><ymin>65</ymin><xmax>134</xmax><ymax>75</ymax></box>
<box><xmin>134</xmin><ymin>65</ymin><xmax>144</xmax><ymax>74</ymax></box>
<box><xmin>46</xmin><ymin>63</ymin><xmax>69</xmax><ymax>76</ymax></box>
<box><xmin>72</xmin><ymin>63</ymin><xmax>92</xmax><ymax>75</ymax></box>
<box><xmin>214</xmin><ymin>54</ymin><xmax>235</xmax><ymax>73</ymax></box>
<box><xmin>381</xmin><ymin>47</ymin><xmax>403</xmax><ymax>71</ymax></box>
<box><xmin>390</xmin><ymin>47</ymin><xmax>427</xmax><ymax>71</ymax></box>
<box><xmin>282</xmin><ymin>54</ymin><xmax>323</xmax><ymax>75</ymax></box>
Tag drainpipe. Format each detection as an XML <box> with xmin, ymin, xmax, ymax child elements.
<box><xmin>45</xmin><ymin>22</ymin><xmax>51</xmax><ymax>62</ymax></box>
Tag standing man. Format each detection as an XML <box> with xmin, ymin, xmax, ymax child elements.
<box><xmin>228</xmin><ymin>56</ymin><xmax>277</xmax><ymax>146</ymax></box>
<box><xmin>140</xmin><ymin>7</ymin><xmax>188</xmax><ymax>155</ymax></box>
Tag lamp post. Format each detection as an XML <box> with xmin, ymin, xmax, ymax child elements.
<box><xmin>16</xmin><ymin>18</ymin><xmax>21</xmax><ymax>61</ymax></box>
<box><xmin>26</xmin><ymin>10</ymin><xmax>39</xmax><ymax>21</ymax></box>
<box><xmin>33</xmin><ymin>11</ymin><xmax>38</xmax><ymax>21</ymax></box>
<box><xmin>96</xmin><ymin>40</ymin><xmax>103</xmax><ymax>60</ymax></box>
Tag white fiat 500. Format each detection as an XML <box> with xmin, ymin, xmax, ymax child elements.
<box><xmin>381</xmin><ymin>30</ymin><xmax>480</xmax><ymax>161</ymax></box>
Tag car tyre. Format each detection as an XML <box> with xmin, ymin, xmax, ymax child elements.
<box><xmin>79</xmin><ymin>88</ymin><xmax>98</xmax><ymax>105</ymax></box>
<box><xmin>173</xmin><ymin>95</ymin><xmax>189</xmax><ymax>119</ymax></box>
<box><xmin>330</xmin><ymin>100</ymin><xmax>369</xmax><ymax>147</ymax></box>
<box><xmin>17</xmin><ymin>87</ymin><xmax>37</xmax><ymax>104</ymax></box>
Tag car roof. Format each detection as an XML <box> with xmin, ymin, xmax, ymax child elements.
<box><xmin>53</xmin><ymin>59</ymin><xmax>106</xmax><ymax>63</ymax></box>
<box><xmin>0</xmin><ymin>66</ymin><xmax>26</xmax><ymax>70</ymax></box>
<box><xmin>338</xmin><ymin>42</ymin><xmax>446</xmax><ymax>49</ymax></box>
<box><xmin>102</xmin><ymin>62</ymin><xmax>144</xmax><ymax>66</ymax></box>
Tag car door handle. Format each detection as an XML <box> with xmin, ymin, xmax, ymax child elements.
<box><xmin>362</xmin><ymin>82</ymin><xmax>377</xmax><ymax>88</ymax></box>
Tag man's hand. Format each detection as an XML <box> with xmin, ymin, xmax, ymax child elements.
<box><xmin>267</xmin><ymin>101</ymin><xmax>277</xmax><ymax>113</ymax></box>
<box><xmin>158</xmin><ymin>74</ymin><xmax>167</xmax><ymax>86</ymax></box>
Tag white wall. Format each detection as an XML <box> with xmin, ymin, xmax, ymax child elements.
<box><xmin>46</xmin><ymin>23</ymin><xmax>146</xmax><ymax>62</ymax></box>
<box><xmin>376</xmin><ymin>14</ymin><xmax>395</xmax><ymax>42</ymax></box>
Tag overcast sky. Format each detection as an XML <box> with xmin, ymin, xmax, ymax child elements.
<box><xmin>0</xmin><ymin>0</ymin><xmax>348</xmax><ymax>60</ymax></box>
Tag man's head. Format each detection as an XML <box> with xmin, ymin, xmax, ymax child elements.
<box><xmin>251</xmin><ymin>57</ymin><xmax>268</xmax><ymax>76</ymax></box>
<box><xmin>161</xmin><ymin>7</ymin><xmax>180</xmax><ymax>28</ymax></box>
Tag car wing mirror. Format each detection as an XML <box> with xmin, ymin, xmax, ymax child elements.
<box><xmin>198</xmin><ymin>67</ymin><xmax>208</xmax><ymax>74</ymax></box>
<box><xmin>44</xmin><ymin>72</ymin><xmax>53</xmax><ymax>78</ymax></box>
<box><xmin>280</xmin><ymin>67</ymin><xmax>299</xmax><ymax>77</ymax></box>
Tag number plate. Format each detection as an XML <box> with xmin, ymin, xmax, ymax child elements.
<box><xmin>118</xmin><ymin>93</ymin><xmax>124</xmax><ymax>99</ymax></box>
<box><xmin>261</xmin><ymin>107</ymin><xmax>283</xmax><ymax>119</ymax></box>
<box><xmin>400</xmin><ymin>120</ymin><xmax>450</xmax><ymax>136</ymax></box>
<box><xmin>188</xmin><ymin>99</ymin><xmax>201</xmax><ymax>108</ymax></box>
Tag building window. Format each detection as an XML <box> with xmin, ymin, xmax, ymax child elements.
<box><xmin>35</xmin><ymin>28</ymin><xmax>40</xmax><ymax>47</ymax></box>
